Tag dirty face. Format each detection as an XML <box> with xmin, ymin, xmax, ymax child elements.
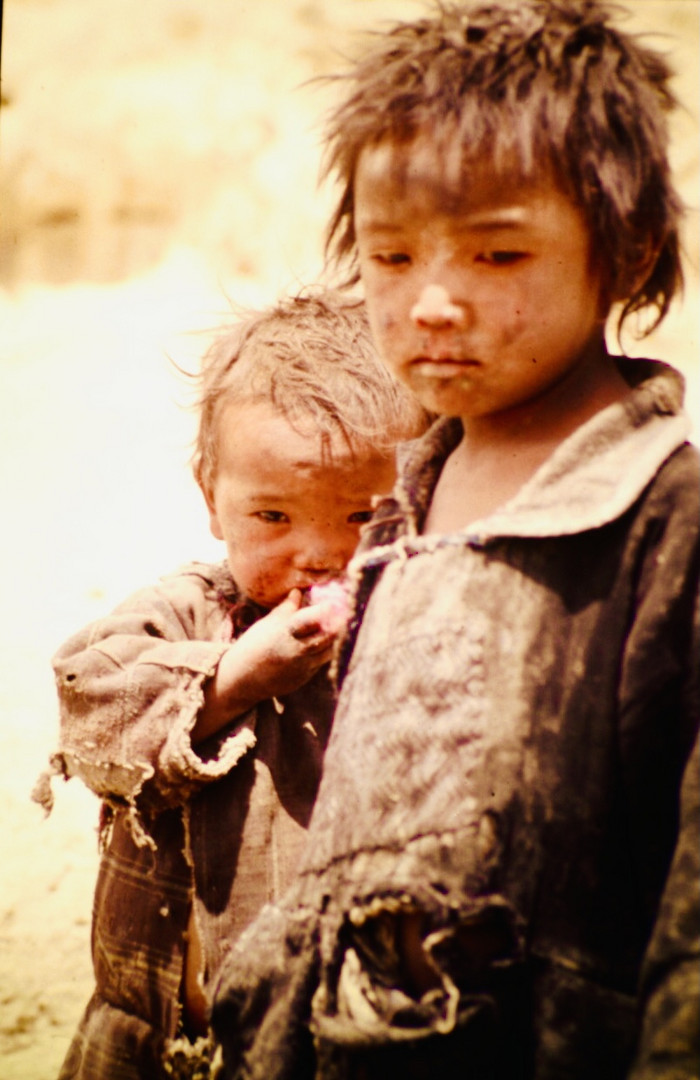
<box><xmin>354</xmin><ymin>134</ymin><xmax>608</xmax><ymax>424</ymax></box>
<box><xmin>203</xmin><ymin>399</ymin><xmax>397</xmax><ymax>609</ymax></box>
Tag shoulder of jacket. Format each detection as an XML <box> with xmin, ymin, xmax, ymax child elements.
<box><xmin>158</xmin><ymin>561</ymin><xmax>238</xmax><ymax>600</ymax></box>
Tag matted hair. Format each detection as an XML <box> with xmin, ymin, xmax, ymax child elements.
<box><xmin>192</xmin><ymin>289</ymin><xmax>429</xmax><ymax>493</ymax></box>
<box><xmin>322</xmin><ymin>0</ymin><xmax>684</xmax><ymax>336</ymax></box>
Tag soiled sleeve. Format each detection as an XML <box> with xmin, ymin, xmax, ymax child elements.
<box><xmin>46</xmin><ymin>568</ymin><xmax>257</xmax><ymax>812</ymax></box>
<box><xmin>629</xmin><ymin>728</ymin><xmax>700</xmax><ymax>1079</ymax></box>
<box><xmin>617</xmin><ymin>449</ymin><xmax>700</xmax><ymax>1078</ymax></box>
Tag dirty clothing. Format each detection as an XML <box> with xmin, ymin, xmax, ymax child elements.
<box><xmin>211</xmin><ymin>358</ymin><xmax>700</xmax><ymax>1080</ymax></box>
<box><xmin>39</xmin><ymin>562</ymin><xmax>334</xmax><ymax>1079</ymax></box>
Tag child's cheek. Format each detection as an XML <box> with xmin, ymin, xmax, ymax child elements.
<box><xmin>488</xmin><ymin>286</ymin><xmax>528</xmax><ymax>348</ymax></box>
<box><xmin>366</xmin><ymin>292</ymin><xmax>396</xmax><ymax>332</ymax></box>
<box><xmin>366</xmin><ymin>302</ymin><xmax>400</xmax><ymax>365</ymax></box>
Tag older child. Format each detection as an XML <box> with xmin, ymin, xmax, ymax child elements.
<box><xmin>36</xmin><ymin>290</ymin><xmax>428</xmax><ymax>1079</ymax></box>
<box><xmin>211</xmin><ymin>4</ymin><xmax>700</xmax><ymax>1079</ymax></box>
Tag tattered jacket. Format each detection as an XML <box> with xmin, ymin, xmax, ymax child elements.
<box><xmin>39</xmin><ymin>562</ymin><xmax>334</xmax><ymax>1078</ymax></box>
<box><xmin>211</xmin><ymin>359</ymin><xmax>700</xmax><ymax>1080</ymax></box>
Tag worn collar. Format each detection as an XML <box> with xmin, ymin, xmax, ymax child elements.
<box><xmin>394</xmin><ymin>357</ymin><xmax>690</xmax><ymax>542</ymax></box>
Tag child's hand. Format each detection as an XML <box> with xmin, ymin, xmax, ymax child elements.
<box><xmin>231</xmin><ymin>588</ymin><xmax>337</xmax><ymax>700</ymax></box>
<box><xmin>194</xmin><ymin>588</ymin><xmax>342</xmax><ymax>743</ymax></box>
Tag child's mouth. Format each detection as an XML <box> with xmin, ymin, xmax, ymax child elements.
<box><xmin>411</xmin><ymin>357</ymin><xmax>479</xmax><ymax>378</ymax></box>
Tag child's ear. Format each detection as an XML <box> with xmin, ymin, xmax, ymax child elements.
<box><xmin>199</xmin><ymin>479</ymin><xmax>225</xmax><ymax>541</ymax></box>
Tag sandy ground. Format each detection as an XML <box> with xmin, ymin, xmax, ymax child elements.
<box><xmin>0</xmin><ymin>1</ymin><xmax>697</xmax><ymax>1077</ymax></box>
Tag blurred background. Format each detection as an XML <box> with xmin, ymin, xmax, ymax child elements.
<box><xmin>0</xmin><ymin>2</ymin><xmax>697</xmax><ymax>1076</ymax></box>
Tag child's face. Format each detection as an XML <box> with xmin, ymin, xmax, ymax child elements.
<box><xmin>203</xmin><ymin>400</ymin><xmax>397</xmax><ymax>609</ymax></box>
<box><xmin>354</xmin><ymin>135</ymin><xmax>608</xmax><ymax>423</ymax></box>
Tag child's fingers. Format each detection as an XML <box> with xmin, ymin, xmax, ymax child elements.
<box><xmin>275</xmin><ymin>588</ymin><xmax>303</xmax><ymax>614</ymax></box>
<box><xmin>288</xmin><ymin>606</ymin><xmax>333</xmax><ymax>642</ymax></box>
<box><xmin>303</xmin><ymin>640</ymin><xmax>336</xmax><ymax>668</ymax></box>
<box><xmin>314</xmin><ymin>642</ymin><xmax>336</xmax><ymax>668</ymax></box>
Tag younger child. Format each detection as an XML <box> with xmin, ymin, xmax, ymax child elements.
<box><xmin>211</xmin><ymin>4</ymin><xmax>700</xmax><ymax>1079</ymax></box>
<box><xmin>36</xmin><ymin>290</ymin><xmax>428</xmax><ymax>1079</ymax></box>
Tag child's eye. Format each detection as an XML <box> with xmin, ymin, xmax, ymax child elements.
<box><xmin>477</xmin><ymin>251</ymin><xmax>527</xmax><ymax>266</ymax></box>
<box><xmin>373</xmin><ymin>252</ymin><xmax>412</xmax><ymax>267</ymax></box>
<box><xmin>255</xmin><ymin>510</ymin><xmax>288</xmax><ymax>523</ymax></box>
<box><xmin>348</xmin><ymin>510</ymin><xmax>374</xmax><ymax>524</ymax></box>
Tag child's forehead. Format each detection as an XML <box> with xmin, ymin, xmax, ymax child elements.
<box><xmin>215</xmin><ymin>395</ymin><xmax>293</xmax><ymax>437</ymax></box>
<box><xmin>214</xmin><ymin>396</ymin><xmax>369</xmax><ymax>460</ymax></box>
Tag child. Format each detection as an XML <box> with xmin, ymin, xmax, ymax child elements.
<box><xmin>211</xmin><ymin>4</ymin><xmax>700</xmax><ymax>1079</ymax></box>
<box><xmin>36</xmin><ymin>289</ymin><xmax>428</xmax><ymax>1079</ymax></box>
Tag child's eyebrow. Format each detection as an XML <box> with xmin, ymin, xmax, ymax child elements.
<box><xmin>464</xmin><ymin>208</ymin><xmax>529</xmax><ymax>230</ymax></box>
<box><xmin>357</xmin><ymin>207</ymin><xmax>532</xmax><ymax>234</ymax></box>
<box><xmin>240</xmin><ymin>486</ymin><xmax>295</xmax><ymax>502</ymax></box>
<box><xmin>355</xmin><ymin>217</ymin><xmax>405</xmax><ymax>234</ymax></box>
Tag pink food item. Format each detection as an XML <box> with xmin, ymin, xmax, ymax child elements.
<box><xmin>307</xmin><ymin>579</ymin><xmax>352</xmax><ymax>634</ymax></box>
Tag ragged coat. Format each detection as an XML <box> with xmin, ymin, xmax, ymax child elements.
<box><xmin>211</xmin><ymin>358</ymin><xmax>700</xmax><ymax>1080</ymax></box>
<box><xmin>38</xmin><ymin>562</ymin><xmax>334</xmax><ymax>1079</ymax></box>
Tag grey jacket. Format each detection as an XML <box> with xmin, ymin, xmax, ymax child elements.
<box><xmin>212</xmin><ymin>358</ymin><xmax>700</xmax><ymax>1080</ymax></box>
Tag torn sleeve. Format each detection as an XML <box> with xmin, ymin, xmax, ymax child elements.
<box><xmin>45</xmin><ymin>571</ymin><xmax>258</xmax><ymax>812</ymax></box>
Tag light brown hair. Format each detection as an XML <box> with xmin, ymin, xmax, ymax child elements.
<box><xmin>192</xmin><ymin>289</ymin><xmax>429</xmax><ymax>493</ymax></box>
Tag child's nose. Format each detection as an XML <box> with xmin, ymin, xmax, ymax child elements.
<box><xmin>296</xmin><ymin>533</ymin><xmax>348</xmax><ymax>575</ymax></box>
<box><xmin>410</xmin><ymin>283</ymin><xmax>465</xmax><ymax>329</ymax></box>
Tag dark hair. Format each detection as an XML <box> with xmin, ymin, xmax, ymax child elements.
<box><xmin>192</xmin><ymin>289</ymin><xmax>429</xmax><ymax>493</ymax></box>
<box><xmin>322</xmin><ymin>0</ymin><xmax>684</xmax><ymax>336</ymax></box>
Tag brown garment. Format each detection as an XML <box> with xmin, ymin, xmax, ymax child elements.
<box><xmin>38</xmin><ymin>562</ymin><xmax>334</xmax><ymax>1079</ymax></box>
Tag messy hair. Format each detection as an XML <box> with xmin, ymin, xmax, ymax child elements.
<box><xmin>192</xmin><ymin>289</ymin><xmax>429</xmax><ymax>493</ymax></box>
<box><xmin>322</xmin><ymin>0</ymin><xmax>684</xmax><ymax>335</ymax></box>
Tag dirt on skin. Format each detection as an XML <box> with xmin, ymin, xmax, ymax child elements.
<box><xmin>0</xmin><ymin>1</ymin><xmax>697</xmax><ymax>1077</ymax></box>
